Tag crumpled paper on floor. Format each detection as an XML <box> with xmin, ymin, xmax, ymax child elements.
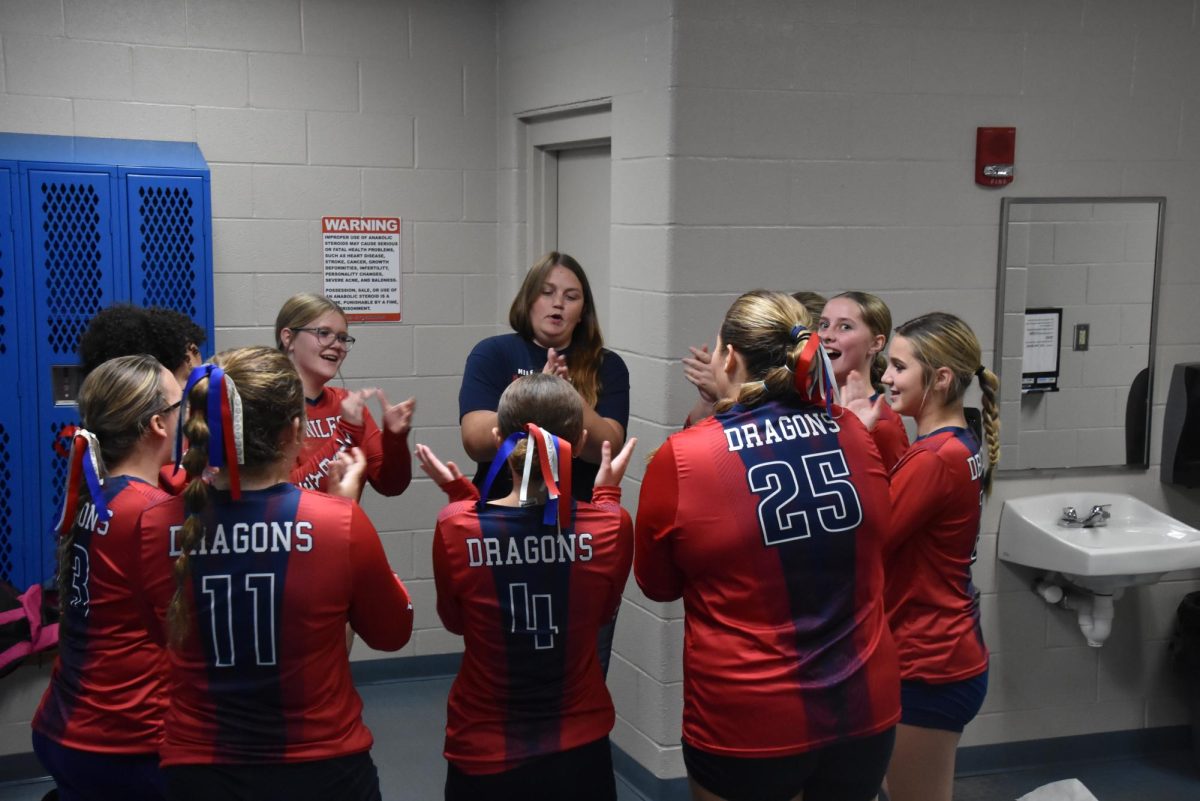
<box><xmin>1016</xmin><ymin>778</ymin><xmax>1100</xmax><ymax>801</ymax></box>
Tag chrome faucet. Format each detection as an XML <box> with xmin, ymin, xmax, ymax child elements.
<box><xmin>1081</xmin><ymin>504</ymin><xmax>1111</xmax><ymax>527</ymax></box>
<box><xmin>1061</xmin><ymin>505</ymin><xmax>1111</xmax><ymax>527</ymax></box>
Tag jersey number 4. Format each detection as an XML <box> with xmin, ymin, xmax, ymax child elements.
<box><xmin>747</xmin><ymin>450</ymin><xmax>863</xmax><ymax>547</ymax></box>
<box><xmin>201</xmin><ymin>573</ymin><xmax>278</xmax><ymax>667</ymax></box>
<box><xmin>508</xmin><ymin>582</ymin><xmax>558</xmax><ymax>650</ymax></box>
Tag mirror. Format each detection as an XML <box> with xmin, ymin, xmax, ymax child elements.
<box><xmin>995</xmin><ymin>197</ymin><xmax>1164</xmax><ymax>471</ymax></box>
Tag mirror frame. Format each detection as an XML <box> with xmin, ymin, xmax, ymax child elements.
<box><xmin>994</xmin><ymin>196</ymin><xmax>1165</xmax><ymax>472</ymax></box>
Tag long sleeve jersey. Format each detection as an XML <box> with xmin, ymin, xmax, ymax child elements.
<box><xmin>433</xmin><ymin>477</ymin><xmax>632</xmax><ymax>774</ymax></box>
<box><xmin>636</xmin><ymin>399</ymin><xmax>900</xmax><ymax>756</ymax></box>
<box><xmin>136</xmin><ymin>483</ymin><xmax>413</xmax><ymax>765</ymax></box>
<box><xmin>884</xmin><ymin>426</ymin><xmax>988</xmax><ymax>683</ymax></box>
<box><xmin>33</xmin><ymin>476</ymin><xmax>170</xmax><ymax>754</ymax></box>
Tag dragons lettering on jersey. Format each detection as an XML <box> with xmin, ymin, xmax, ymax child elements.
<box><xmin>723</xmin><ymin>411</ymin><xmax>841</xmax><ymax>452</ymax></box>
<box><xmin>966</xmin><ymin>451</ymin><xmax>983</xmax><ymax>481</ymax></box>
<box><xmin>74</xmin><ymin>501</ymin><xmax>110</xmax><ymax>537</ymax></box>
<box><xmin>465</xmin><ymin>532</ymin><xmax>594</xmax><ymax>567</ymax></box>
<box><xmin>169</xmin><ymin>520</ymin><xmax>314</xmax><ymax>556</ymax></box>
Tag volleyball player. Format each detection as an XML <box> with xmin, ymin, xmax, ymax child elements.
<box><xmin>275</xmin><ymin>293</ymin><xmax>414</xmax><ymax>496</ymax></box>
<box><xmin>819</xmin><ymin>291</ymin><xmax>909</xmax><ymax>467</ymax></box>
<box><xmin>32</xmin><ymin>355</ymin><xmax>182</xmax><ymax>800</ymax></box>
<box><xmin>637</xmin><ymin>290</ymin><xmax>899</xmax><ymax>801</ymax></box>
<box><xmin>136</xmin><ymin>346</ymin><xmax>413</xmax><ymax>801</ymax></box>
<box><xmin>418</xmin><ymin>373</ymin><xmax>635</xmax><ymax>801</ymax></box>
<box><xmin>857</xmin><ymin>311</ymin><xmax>999</xmax><ymax>801</ymax></box>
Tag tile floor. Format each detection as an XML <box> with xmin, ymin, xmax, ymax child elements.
<box><xmin>3</xmin><ymin>674</ymin><xmax>1199</xmax><ymax>800</ymax></box>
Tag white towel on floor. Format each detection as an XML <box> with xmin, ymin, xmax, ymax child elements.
<box><xmin>1016</xmin><ymin>778</ymin><xmax>1100</xmax><ymax>801</ymax></box>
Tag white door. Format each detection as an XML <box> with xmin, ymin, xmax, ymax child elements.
<box><xmin>554</xmin><ymin>145</ymin><xmax>612</xmax><ymax>334</ymax></box>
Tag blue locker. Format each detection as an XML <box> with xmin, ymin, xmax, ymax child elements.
<box><xmin>0</xmin><ymin>133</ymin><xmax>213</xmax><ymax>588</ymax></box>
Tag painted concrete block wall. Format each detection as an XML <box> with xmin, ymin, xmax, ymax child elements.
<box><xmin>617</xmin><ymin>0</ymin><xmax>1200</xmax><ymax>782</ymax></box>
<box><xmin>0</xmin><ymin>0</ymin><xmax>497</xmax><ymax>756</ymax></box>
<box><xmin>494</xmin><ymin>0</ymin><xmax>678</xmax><ymax>778</ymax></box>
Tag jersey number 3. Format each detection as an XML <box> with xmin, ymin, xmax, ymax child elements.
<box><xmin>747</xmin><ymin>450</ymin><xmax>863</xmax><ymax>547</ymax></box>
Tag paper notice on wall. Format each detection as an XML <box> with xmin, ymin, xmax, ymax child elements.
<box><xmin>1023</xmin><ymin>310</ymin><xmax>1060</xmax><ymax>374</ymax></box>
<box><xmin>322</xmin><ymin>217</ymin><xmax>401</xmax><ymax>322</ymax></box>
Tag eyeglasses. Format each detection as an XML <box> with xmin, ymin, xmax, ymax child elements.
<box><xmin>156</xmin><ymin>399</ymin><xmax>183</xmax><ymax>417</ymax></box>
<box><xmin>290</xmin><ymin>326</ymin><xmax>356</xmax><ymax>351</ymax></box>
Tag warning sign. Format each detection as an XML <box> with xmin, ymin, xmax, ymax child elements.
<box><xmin>321</xmin><ymin>216</ymin><xmax>402</xmax><ymax>322</ymax></box>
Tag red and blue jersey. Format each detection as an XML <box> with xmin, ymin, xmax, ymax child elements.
<box><xmin>33</xmin><ymin>476</ymin><xmax>170</xmax><ymax>754</ymax></box>
<box><xmin>885</xmin><ymin>426</ymin><xmax>988</xmax><ymax>683</ymax></box>
<box><xmin>636</xmin><ymin>399</ymin><xmax>900</xmax><ymax>757</ymax></box>
<box><xmin>433</xmin><ymin>477</ymin><xmax>632</xmax><ymax>775</ymax></box>
<box><xmin>292</xmin><ymin>385</ymin><xmax>412</xmax><ymax>496</ymax></box>
<box><xmin>136</xmin><ymin>483</ymin><xmax>413</xmax><ymax>766</ymax></box>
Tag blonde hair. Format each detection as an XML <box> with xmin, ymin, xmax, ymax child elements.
<box><xmin>829</xmin><ymin>291</ymin><xmax>893</xmax><ymax>391</ymax></box>
<box><xmin>496</xmin><ymin>374</ymin><xmax>584</xmax><ymax>490</ymax></box>
<box><xmin>274</xmin><ymin>293</ymin><xmax>346</xmax><ymax>350</ymax></box>
<box><xmin>167</xmin><ymin>346</ymin><xmax>305</xmax><ymax>646</ymax></box>
<box><xmin>894</xmin><ymin>312</ymin><xmax>1000</xmax><ymax>494</ymax></box>
<box><xmin>508</xmin><ymin>253</ymin><xmax>605</xmax><ymax>407</ymax></box>
<box><xmin>714</xmin><ymin>290</ymin><xmax>823</xmax><ymax>412</ymax></box>
<box><xmin>790</xmin><ymin>291</ymin><xmax>827</xmax><ymax>322</ymax></box>
<box><xmin>61</xmin><ymin>354</ymin><xmax>169</xmax><ymax>606</ymax></box>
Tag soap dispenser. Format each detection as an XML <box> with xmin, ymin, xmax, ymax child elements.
<box><xmin>1162</xmin><ymin>362</ymin><xmax>1200</xmax><ymax>488</ymax></box>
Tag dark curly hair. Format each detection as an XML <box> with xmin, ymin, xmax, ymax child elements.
<box><xmin>78</xmin><ymin>304</ymin><xmax>206</xmax><ymax>377</ymax></box>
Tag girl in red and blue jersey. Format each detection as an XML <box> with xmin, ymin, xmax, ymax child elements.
<box><xmin>819</xmin><ymin>291</ymin><xmax>910</xmax><ymax>468</ymax></box>
<box><xmin>637</xmin><ymin>290</ymin><xmax>900</xmax><ymax>801</ymax></box>
<box><xmin>32</xmin><ymin>354</ymin><xmax>183</xmax><ymax>801</ymax></box>
<box><xmin>857</xmin><ymin>311</ymin><xmax>1000</xmax><ymax>801</ymax></box>
<box><xmin>419</xmin><ymin>373</ymin><xmax>636</xmax><ymax>801</ymax></box>
<box><xmin>275</xmin><ymin>293</ymin><xmax>414</xmax><ymax>497</ymax></box>
<box><xmin>136</xmin><ymin>346</ymin><xmax>413</xmax><ymax>801</ymax></box>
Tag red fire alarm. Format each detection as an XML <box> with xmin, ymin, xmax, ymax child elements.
<box><xmin>976</xmin><ymin>127</ymin><xmax>1015</xmax><ymax>187</ymax></box>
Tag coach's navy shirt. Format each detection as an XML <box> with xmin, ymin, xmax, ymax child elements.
<box><xmin>458</xmin><ymin>333</ymin><xmax>630</xmax><ymax>501</ymax></box>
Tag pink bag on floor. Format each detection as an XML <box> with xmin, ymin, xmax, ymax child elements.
<box><xmin>0</xmin><ymin>582</ymin><xmax>59</xmax><ymax>678</ymax></box>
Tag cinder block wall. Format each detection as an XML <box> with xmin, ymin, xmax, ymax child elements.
<box><xmin>0</xmin><ymin>0</ymin><xmax>498</xmax><ymax>755</ymax></box>
<box><xmin>4</xmin><ymin>0</ymin><xmax>1200</xmax><ymax>784</ymax></box>
<box><xmin>628</xmin><ymin>0</ymin><xmax>1200</xmax><ymax>780</ymax></box>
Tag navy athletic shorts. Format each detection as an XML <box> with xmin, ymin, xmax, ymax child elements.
<box><xmin>163</xmin><ymin>750</ymin><xmax>381</xmax><ymax>801</ymax></box>
<box><xmin>682</xmin><ymin>727</ymin><xmax>895</xmax><ymax>801</ymax></box>
<box><xmin>900</xmin><ymin>670</ymin><xmax>989</xmax><ymax>732</ymax></box>
<box><xmin>32</xmin><ymin>729</ymin><xmax>166</xmax><ymax>801</ymax></box>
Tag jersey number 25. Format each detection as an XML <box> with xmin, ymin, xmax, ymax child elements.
<box><xmin>747</xmin><ymin>450</ymin><xmax>863</xmax><ymax>547</ymax></box>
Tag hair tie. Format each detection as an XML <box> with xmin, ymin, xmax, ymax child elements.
<box><xmin>174</xmin><ymin>363</ymin><xmax>245</xmax><ymax>499</ymax></box>
<box><xmin>975</xmin><ymin>365</ymin><xmax>986</xmax><ymax>380</ymax></box>
<box><xmin>790</xmin><ymin>324</ymin><xmax>807</xmax><ymax>342</ymax></box>
<box><xmin>478</xmin><ymin>424</ymin><xmax>573</xmax><ymax>533</ymax></box>
<box><xmin>54</xmin><ymin>429</ymin><xmax>112</xmax><ymax>537</ymax></box>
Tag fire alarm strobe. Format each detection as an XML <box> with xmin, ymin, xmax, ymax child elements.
<box><xmin>976</xmin><ymin>127</ymin><xmax>1016</xmax><ymax>187</ymax></box>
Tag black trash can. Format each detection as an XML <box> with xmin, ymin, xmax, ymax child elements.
<box><xmin>1169</xmin><ymin>590</ymin><xmax>1200</xmax><ymax>768</ymax></box>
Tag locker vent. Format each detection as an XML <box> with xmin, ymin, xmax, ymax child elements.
<box><xmin>39</xmin><ymin>182</ymin><xmax>105</xmax><ymax>356</ymax></box>
<box><xmin>137</xmin><ymin>185</ymin><xmax>198</xmax><ymax>316</ymax></box>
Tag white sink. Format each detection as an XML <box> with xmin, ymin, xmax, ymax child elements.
<box><xmin>998</xmin><ymin>492</ymin><xmax>1200</xmax><ymax>583</ymax></box>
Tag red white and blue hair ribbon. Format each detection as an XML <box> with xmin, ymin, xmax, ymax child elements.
<box><xmin>174</xmin><ymin>364</ymin><xmax>245</xmax><ymax>499</ymax></box>
<box><xmin>791</xmin><ymin>324</ymin><xmax>841</xmax><ymax>416</ymax></box>
<box><xmin>479</xmin><ymin>423</ymin><xmax>573</xmax><ymax>531</ymax></box>
<box><xmin>54</xmin><ymin>429</ymin><xmax>111</xmax><ymax>537</ymax></box>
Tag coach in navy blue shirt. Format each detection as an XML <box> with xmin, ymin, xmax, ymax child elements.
<box><xmin>459</xmin><ymin>252</ymin><xmax>629</xmax><ymax>503</ymax></box>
